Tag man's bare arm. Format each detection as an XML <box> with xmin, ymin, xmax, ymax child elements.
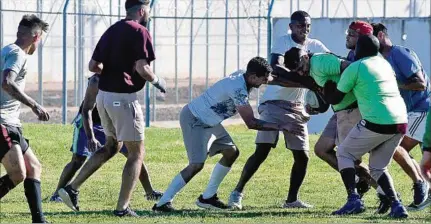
<box><xmin>236</xmin><ymin>104</ymin><xmax>280</xmax><ymax>131</ymax></box>
<box><xmin>135</xmin><ymin>59</ymin><xmax>157</xmax><ymax>82</ymax></box>
<box><xmin>82</xmin><ymin>75</ymin><xmax>99</xmax><ymax>140</ymax></box>
<box><xmin>2</xmin><ymin>70</ymin><xmax>37</xmax><ymax>108</ymax></box>
<box><xmin>398</xmin><ymin>71</ymin><xmax>427</xmax><ymax>91</ymax></box>
<box><xmin>88</xmin><ymin>59</ymin><xmax>103</xmax><ymax>74</ymax></box>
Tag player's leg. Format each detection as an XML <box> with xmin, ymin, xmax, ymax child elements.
<box><xmin>153</xmin><ymin>105</ymin><xmax>209</xmax><ymax>212</ymax></box>
<box><xmin>23</xmin><ymin>147</ymin><xmax>47</xmax><ymax>223</ymax></box>
<box><xmin>120</xmin><ymin>147</ymin><xmax>162</xmax><ymax>200</ymax></box>
<box><xmin>333</xmin><ymin>124</ymin><xmax>385</xmax><ymax>216</ymax></box>
<box><xmin>314</xmin><ymin>114</ymin><xmax>338</xmax><ymax>170</ymax></box>
<box><xmin>51</xmin><ymin>121</ymin><xmax>89</xmax><ymax>201</ymax></box>
<box><xmin>51</xmin><ymin>154</ymin><xmax>86</xmax><ymax>201</ymax></box>
<box><xmin>59</xmin><ymin>91</ymin><xmax>121</xmax><ymax>212</ymax></box>
<box><xmin>0</xmin><ymin>124</ymin><xmax>27</xmax><ymax>199</ymax></box>
<box><xmin>228</xmin><ymin>102</ymin><xmax>280</xmax><ymax>209</ymax></box>
<box><xmin>421</xmin><ymin>111</ymin><xmax>431</xmax><ymax>183</ymax></box>
<box><xmin>394</xmin><ymin>112</ymin><xmax>429</xmax><ymax>209</ymax></box>
<box><xmin>369</xmin><ymin>133</ymin><xmax>408</xmax><ymax>218</ymax></box>
<box><xmin>197</xmin><ymin>127</ymin><xmax>239</xmax><ymax>210</ymax></box>
<box><xmin>283</xmin><ymin>125</ymin><xmax>312</xmax><ymax>208</ymax></box>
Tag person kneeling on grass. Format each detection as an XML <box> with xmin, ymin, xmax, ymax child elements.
<box><xmin>50</xmin><ymin>74</ymin><xmax>162</xmax><ymax>205</ymax></box>
<box><xmin>325</xmin><ymin>34</ymin><xmax>409</xmax><ymax>218</ymax></box>
<box><xmin>152</xmin><ymin>56</ymin><xmax>303</xmax><ymax>212</ymax></box>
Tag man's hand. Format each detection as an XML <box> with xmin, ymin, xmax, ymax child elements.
<box><xmin>87</xmin><ymin>137</ymin><xmax>102</xmax><ymax>152</ymax></box>
<box><xmin>32</xmin><ymin>104</ymin><xmax>50</xmax><ymax>121</ymax></box>
<box><xmin>305</xmin><ymin>104</ymin><xmax>319</xmax><ymax>115</ymax></box>
<box><xmin>152</xmin><ymin>76</ymin><xmax>167</xmax><ymax>93</ymax></box>
<box><xmin>280</xmin><ymin>123</ymin><xmax>304</xmax><ymax>136</ymax></box>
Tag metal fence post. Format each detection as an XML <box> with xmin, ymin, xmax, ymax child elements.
<box><xmin>189</xmin><ymin>0</ymin><xmax>194</xmax><ymax>102</ymax></box>
<box><xmin>223</xmin><ymin>0</ymin><xmax>228</xmax><ymax>77</ymax></box>
<box><xmin>37</xmin><ymin>0</ymin><xmax>44</xmax><ymax>106</ymax></box>
<box><xmin>145</xmin><ymin>0</ymin><xmax>158</xmax><ymax>127</ymax></box>
<box><xmin>63</xmin><ymin>0</ymin><xmax>72</xmax><ymax>124</ymax></box>
<box><xmin>175</xmin><ymin>0</ymin><xmax>178</xmax><ymax>103</ymax></box>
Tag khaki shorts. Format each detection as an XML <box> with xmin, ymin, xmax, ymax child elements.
<box><xmin>255</xmin><ymin>100</ymin><xmax>309</xmax><ymax>151</ymax></box>
<box><xmin>337</xmin><ymin>120</ymin><xmax>404</xmax><ymax>172</ymax></box>
<box><xmin>180</xmin><ymin>105</ymin><xmax>235</xmax><ymax>164</ymax></box>
<box><xmin>321</xmin><ymin>108</ymin><xmax>362</xmax><ymax>146</ymax></box>
<box><xmin>96</xmin><ymin>90</ymin><xmax>145</xmax><ymax>142</ymax></box>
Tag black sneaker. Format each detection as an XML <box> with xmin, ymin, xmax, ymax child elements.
<box><xmin>196</xmin><ymin>194</ymin><xmax>228</xmax><ymax>210</ymax></box>
<box><xmin>356</xmin><ymin>178</ymin><xmax>371</xmax><ymax>198</ymax></box>
<box><xmin>146</xmin><ymin>190</ymin><xmax>163</xmax><ymax>201</ymax></box>
<box><xmin>113</xmin><ymin>207</ymin><xmax>139</xmax><ymax>217</ymax></box>
<box><xmin>58</xmin><ymin>185</ymin><xmax>80</xmax><ymax>212</ymax></box>
<box><xmin>376</xmin><ymin>193</ymin><xmax>391</xmax><ymax>214</ymax></box>
<box><xmin>152</xmin><ymin>202</ymin><xmax>176</xmax><ymax>212</ymax></box>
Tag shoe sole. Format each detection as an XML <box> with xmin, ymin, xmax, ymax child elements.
<box><xmin>58</xmin><ymin>188</ymin><xmax>78</xmax><ymax>212</ymax></box>
<box><xmin>227</xmin><ymin>202</ymin><xmax>243</xmax><ymax>210</ymax></box>
<box><xmin>407</xmin><ymin>198</ymin><xmax>431</xmax><ymax>211</ymax></box>
<box><xmin>196</xmin><ymin>201</ymin><xmax>226</xmax><ymax>210</ymax></box>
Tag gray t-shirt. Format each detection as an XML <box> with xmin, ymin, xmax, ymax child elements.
<box><xmin>188</xmin><ymin>70</ymin><xmax>250</xmax><ymax>126</ymax></box>
<box><xmin>0</xmin><ymin>44</ymin><xmax>28</xmax><ymax>127</ymax></box>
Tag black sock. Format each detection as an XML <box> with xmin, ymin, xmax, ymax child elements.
<box><xmin>24</xmin><ymin>178</ymin><xmax>46</xmax><ymax>223</ymax></box>
<box><xmin>377</xmin><ymin>172</ymin><xmax>398</xmax><ymax>202</ymax></box>
<box><xmin>340</xmin><ymin>168</ymin><xmax>357</xmax><ymax>196</ymax></box>
<box><xmin>0</xmin><ymin>175</ymin><xmax>16</xmax><ymax>199</ymax></box>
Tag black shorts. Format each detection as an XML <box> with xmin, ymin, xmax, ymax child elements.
<box><xmin>0</xmin><ymin>124</ymin><xmax>29</xmax><ymax>161</ymax></box>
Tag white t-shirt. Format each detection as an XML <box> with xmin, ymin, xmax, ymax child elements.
<box><xmin>0</xmin><ymin>44</ymin><xmax>28</xmax><ymax>127</ymax></box>
<box><xmin>261</xmin><ymin>34</ymin><xmax>329</xmax><ymax>103</ymax></box>
<box><xmin>188</xmin><ymin>70</ymin><xmax>250</xmax><ymax>127</ymax></box>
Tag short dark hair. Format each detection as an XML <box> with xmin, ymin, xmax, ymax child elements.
<box><xmin>19</xmin><ymin>14</ymin><xmax>49</xmax><ymax>35</ymax></box>
<box><xmin>290</xmin><ymin>10</ymin><xmax>310</xmax><ymax>23</ymax></box>
<box><xmin>371</xmin><ymin>22</ymin><xmax>388</xmax><ymax>37</ymax></box>
<box><xmin>247</xmin><ymin>56</ymin><xmax>272</xmax><ymax>77</ymax></box>
<box><xmin>283</xmin><ymin>47</ymin><xmax>302</xmax><ymax>71</ymax></box>
<box><xmin>355</xmin><ymin>34</ymin><xmax>380</xmax><ymax>60</ymax></box>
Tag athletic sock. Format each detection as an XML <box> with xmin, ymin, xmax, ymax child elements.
<box><xmin>157</xmin><ymin>174</ymin><xmax>186</xmax><ymax>207</ymax></box>
<box><xmin>0</xmin><ymin>174</ymin><xmax>16</xmax><ymax>199</ymax></box>
<box><xmin>24</xmin><ymin>179</ymin><xmax>46</xmax><ymax>223</ymax></box>
<box><xmin>340</xmin><ymin>168</ymin><xmax>358</xmax><ymax>196</ymax></box>
<box><xmin>202</xmin><ymin>163</ymin><xmax>231</xmax><ymax>199</ymax></box>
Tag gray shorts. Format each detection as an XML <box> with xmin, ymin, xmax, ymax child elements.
<box><xmin>96</xmin><ymin>90</ymin><xmax>145</xmax><ymax>142</ymax></box>
<box><xmin>180</xmin><ymin>105</ymin><xmax>235</xmax><ymax>164</ymax></box>
<box><xmin>255</xmin><ymin>100</ymin><xmax>309</xmax><ymax>151</ymax></box>
<box><xmin>321</xmin><ymin>108</ymin><xmax>362</xmax><ymax>146</ymax></box>
<box><xmin>337</xmin><ymin>120</ymin><xmax>404</xmax><ymax>172</ymax></box>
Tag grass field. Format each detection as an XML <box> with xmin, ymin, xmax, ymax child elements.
<box><xmin>0</xmin><ymin>124</ymin><xmax>430</xmax><ymax>223</ymax></box>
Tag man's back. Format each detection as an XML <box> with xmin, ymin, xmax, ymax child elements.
<box><xmin>0</xmin><ymin>44</ymin><xmax>28</xmax><ymax>127</ymax></box>
<box><xmin>338</xmin><ymin>56</ymin><xmax>407</xmax><ymax>125</ymax></box>
<box><xmin>92</xmin><ymin>19</ymin><xmax>155</xmax><ymax>93</ymax></box>
<box><xmin>385</xmin><ymin>45</ymin><xmax>430</xmax><ymax>112</ymax></box>
<box><xmin>188</xmin><ymin>70</ymin><xmax>249</xmax><ymax>127</ymax></box>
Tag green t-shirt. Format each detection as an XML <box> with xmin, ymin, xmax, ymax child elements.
<box><xmin>310</xmin><ymin>53</ymin><xmax>357</xmax><ymax>111</ymax></box>
<box><xmin>337</xmin><ymin>55</ymin><xmax>407</xmax><ymax>125</ymax></box>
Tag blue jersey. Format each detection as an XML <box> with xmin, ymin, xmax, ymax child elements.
<box><xmin>385</xmin><ymin>45</ymin><xmax>430</xmax><ymax>112</ymax></box>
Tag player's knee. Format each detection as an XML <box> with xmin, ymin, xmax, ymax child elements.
<box><xmin>223</xmin><ymin>146</ymin><xmax>239</xmax><ymax>162</ymax></box>
<box><xmin>370</xmin><ymin>167</ymin><xmax>386</xmax><ymax>181</ymax></box>
<box><xmin>255</xmin><ymin>144</ymin><xmax>272</xmax><ymax>162</ymax></box>
<box><xmin>189</xmin><ymin>163</ymin><xmax>204</xmax><ymax>174</ymax></box>
<box><xmin>293</xmin><ymin>150</ymin><xmax>310</xmax><ymax>165</ymax></box>
<box><xmin>27</xmin><ymin>158</ymin><xmax>42</xmax><ymax>178</ymax></box>
<box><xmin>9</xmin><ymin>170</ymin><xmax>26</xmax><ymax>185</ymax></box>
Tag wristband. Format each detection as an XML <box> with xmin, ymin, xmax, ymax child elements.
<box><xmin>151</xmin><ymin>76</ymin><xmax>159</xmax><ymax>84</ymax></box>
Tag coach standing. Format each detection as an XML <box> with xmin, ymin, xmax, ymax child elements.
<box><xmin>58</xmin><ymin>0</ymin><xmax>166</xmax><ymax>217</ymax></box>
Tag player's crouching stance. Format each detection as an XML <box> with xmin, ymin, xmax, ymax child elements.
<box><xmin>0</xmin><ymin>15</ymin><xmax>49</xmax><ymax>223</ymax></box>
<box><xmin>152</xmin><ymin>57</ymin><xmax>303</xmax><ymax>212</ymax></box>
<box><xmin>326</xmin><ymin>35</ymin><xmax>409</xmax><ymax>218</ymax></box>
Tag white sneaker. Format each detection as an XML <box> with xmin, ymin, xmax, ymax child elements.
<box><xmin>282</xmin><ymin>200</ymin><xmax>314</xmax><ymax>209</ymax></box>
<box><xmin>228</xmin><ymin>190</ymin><xmax>243</xmax><ymax>210</ymax></box>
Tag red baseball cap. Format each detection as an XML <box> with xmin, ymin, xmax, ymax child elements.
<box><xmin>349</xmin><ymin>20</ymin><xmax>373</xmax><ymax>35</ymax></box>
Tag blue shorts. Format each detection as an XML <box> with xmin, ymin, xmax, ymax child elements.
<box><xmin>70</xmin><ymin>114</ymin><xmax>127</xmax><ymax>157</ymax></box>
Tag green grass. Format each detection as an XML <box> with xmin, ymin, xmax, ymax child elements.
<box><xmin>0</xmin><ymin>124</ymin><xmax>430</xmax><ymax>223</ymax></box>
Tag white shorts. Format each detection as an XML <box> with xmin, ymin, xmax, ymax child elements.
<box><xmin>407</xmin><ymin>111</ymin><xmax>428</xmax><ymax>142</ymax></box>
